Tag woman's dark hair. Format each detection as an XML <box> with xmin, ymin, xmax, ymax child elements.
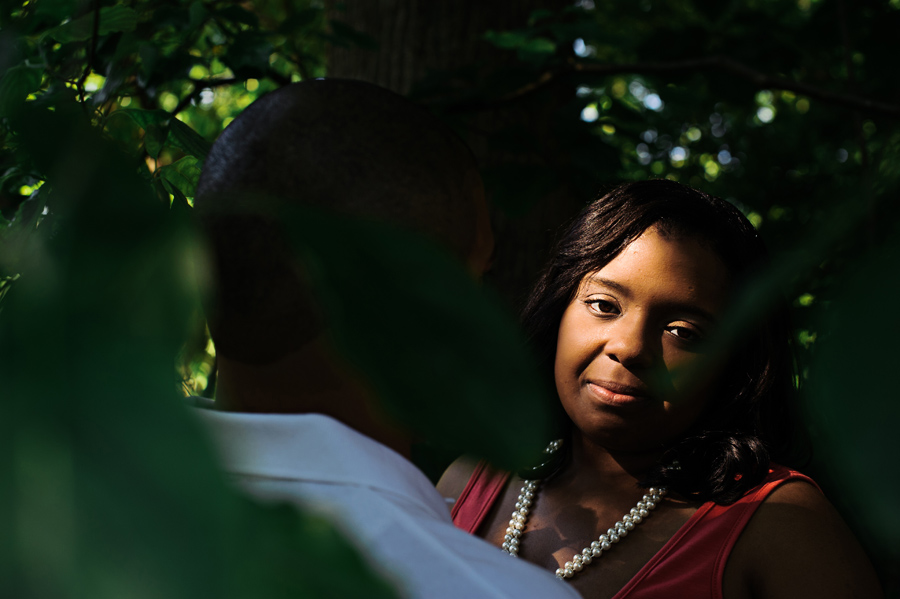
<box><xmin>522</xmin><ymin>179</ymin><xmax>802</xmax><ymax>504</ymax></box>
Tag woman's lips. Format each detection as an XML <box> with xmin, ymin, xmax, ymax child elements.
<box><xmin>586</xmin><ymin>380</ymin><xmax>650</xmax><ymax>406</ymax></box>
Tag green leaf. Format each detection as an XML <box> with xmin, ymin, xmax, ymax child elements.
<box><xmin>188</xmin><ymin>1</ymin><xmax>209</xmax><ymax>30</ymax></box>
<box><xmin>144</xmin><ymin>125</ymin><xmax>167</xmax><ymax>160</ymax></box>
<box><xmin>484</xmin><ymin>29</ymin><xmax>532</xmax><ymax>50</ymax></box>
<box><xmin>528</xmin><ymin>9</ymin><xmax>555</xmax><ymax>25</ymax></box>
<box><xmin>45</xmin><ymin>6</ymin><xmax>138</xmax><ymax>43</ymax></box>
<box><xmin>160</xmin><ymin>157</ymin><xmax>202</xmax><ymax>198</ymax></box>
<box><xmin>280</xmin><ymin>7</ymin><xmax>324</xmax><ymax>34</ymax></box>
<box><xmin>113</xmin><ymin>108</ymin><xmax>171</xmax><ymax>131</ymax></box>
<box><xmin>168</xmin><ymin>120</ymin><xmax>212</xmax><ymax>161</ymax></box>
<box><xmin>217</xmin><ymin>4</ymin><xmax>260</xmax><ymax>28</ymax></box>
<box><xmin>33</xmin><ymin>0</ymin><xmax>78</xmax><ymax>22</ymax></box>
<box><xmin>0</xmin><ymin>65</ymin><xmax>41</xmax><ymax>117</ymax></box>
<box><xmin>222</xmin><ymin>31</ymin><xmax>274</xmax><ymax>78</ymax></box>
<box><xmin>519</xmin><ymin>37</ymin><xmax>556</xmax><ymax>55</ymax></box>
<box><xmin>276</xmin><ymin>204</ymin><xmax>557</xmax><ymax>470</ymax></box>
<box><xmin>2</xmin><ymin>102</ymin><xmax>399</xmax><ymax>599</ymax></box>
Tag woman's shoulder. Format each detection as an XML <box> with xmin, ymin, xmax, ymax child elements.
<box><xmin>725</xmin><ymin>468</ymin><xmax>883</xmax><ymax>599</ymax></box>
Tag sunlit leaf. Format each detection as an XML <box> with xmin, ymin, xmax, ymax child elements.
<box><xmin>160</xmin><ymin>156</ymin><xmax>202</xmax><ymax>198</ymax></box>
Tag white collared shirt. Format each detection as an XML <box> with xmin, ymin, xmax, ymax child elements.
<box><xmin>194</xmin><ymin>409</ymin><xmax>581</xmax><ymax>599</ymax></box>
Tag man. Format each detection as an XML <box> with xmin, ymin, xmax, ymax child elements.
<box><xmin>191</xmin><ymin>79</ymin><xmax>580</xmax><ymax>599</ymax></box>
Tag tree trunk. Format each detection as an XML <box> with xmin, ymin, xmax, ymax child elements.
<box><xmin>325</xmin><ymin>0</ymin><xmax>580</xmax><ymax>312</ymax></box>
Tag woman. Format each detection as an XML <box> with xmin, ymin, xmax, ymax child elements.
<box><xmin>438</xmin><ymin>180</ymin><xmax>881</xmax><ymax>599</ymax></box>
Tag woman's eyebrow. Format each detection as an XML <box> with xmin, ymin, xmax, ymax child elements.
<box><xmin>583</xmin><ymin>275</ymin><xmax>630</xmax><ymax>296</ymax></box>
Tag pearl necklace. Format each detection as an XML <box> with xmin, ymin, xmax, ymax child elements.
<box><xmin>500</xmin><ymin>439</ymin><xmax>668</xmax><ymax>580</ymax></box>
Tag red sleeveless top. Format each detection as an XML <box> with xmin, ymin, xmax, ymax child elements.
<box><xmin>451</xmin><ymin>462</ymin><xmax>816</xmax><ymax>599</ymax></box>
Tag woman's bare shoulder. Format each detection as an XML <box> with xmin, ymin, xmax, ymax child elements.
<box><xmin>727</xmin><ymin>479</ymin><xmax>883</xmax><ymax>599</ymax></box>
<box><xmin>435</xmin><ymin>455</ymin><xmax>481</xmax><ymax>501</ymax></box>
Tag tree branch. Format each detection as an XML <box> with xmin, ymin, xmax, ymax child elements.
<box><xmin>78</xmin><ymin>1</ymin><xmax>101</xmax><ymax>108</ymax></box>
<box><xmin>455</xmin><ymin>55</ymin><xmax>900</xmax><ymax>118</ymax></box>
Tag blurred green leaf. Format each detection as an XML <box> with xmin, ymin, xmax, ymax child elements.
<box><xmin>484</xmin><ymin>29</ymin><xmax>532</xmax><ymax>50</ymax></box>
<box><xmin>33</xmin><ymin>0</ymin><xmax>78</xmax><ymax>22</ymax></box>
<box><xmin>275</xmin><ymin>204</ymin><xmax>556</xmax><ymax>470</ymax></box>
<box><xmin>45</xmin><ymin>5</ymin><xmax>138</xmax><ymax>43</ymax></box>
<box><xmin>808</xmin><ymin>238</ymin><xmax>900</xmax><ymax>571</ymax></box>
<box><xmin>1</xmin><ymin>99</ymin><xmax>398</xmax><ymax>599</ymax></box>
<box><xmin>188</xmin><ymin>1</ymin><xmax>209</xmax><ymax>30</ymax></box>
<box><xmin>223</xmin><ymin>31</ymin><xmax>274</xmax><ymax>79</ymax></box>
<box><xmin>218</xmin><ymin>4</ymin><xmax>260</xmax><ymax>28</ymax></box>
<box><xmin>0</xmin><ymin>65</ymin><xmax>41</xmax><ymax>117</ymax></box>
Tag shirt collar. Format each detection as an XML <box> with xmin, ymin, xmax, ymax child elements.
<box><xmin>192</xmin><ymin>408</ymin><xmax>451</xmax><ymax>520</ymax></box>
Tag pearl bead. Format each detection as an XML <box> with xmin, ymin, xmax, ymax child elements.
<box><xmin>499</xmin><ymin>438</ymin><xmax>667</xmax><ymax>582</ymax></box>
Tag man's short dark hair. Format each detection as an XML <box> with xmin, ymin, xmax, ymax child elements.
<box><xmin>194</xmin><ymin>79</ymin><xmax>482</xmax><ymax>364</ymax></box>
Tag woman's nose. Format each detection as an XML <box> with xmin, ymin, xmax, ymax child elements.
<box><xmin>603</xmin><ymin>314</ymin><xmax>655</xmax><ymax>368</ymax></box>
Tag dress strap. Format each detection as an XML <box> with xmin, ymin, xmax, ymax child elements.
<box><xmin>450</xmin><ymin>460</ymin><xmax>510</xmax><ymax>534</ymax></box>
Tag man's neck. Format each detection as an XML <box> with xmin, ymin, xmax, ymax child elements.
<box><xmin>213</xmin><ymin>338</ymin><xmax>413</xmax><ymax>459</ymax></box>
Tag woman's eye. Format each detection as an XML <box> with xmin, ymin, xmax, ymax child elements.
<box><xmin>586</xmin><ymin>299</ymin><xmax>618</xmax><ymax>314</ymax></box>
<box><xmin>667</xmin><ymin>325</ymin><xmax>701</xmax><ymax>342</ymax></box>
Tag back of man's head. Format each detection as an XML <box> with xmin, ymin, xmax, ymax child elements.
<box><xmin>194</xmin><ymin>79</ymin><xmax>485</xmax><ymax>365</ymax></box>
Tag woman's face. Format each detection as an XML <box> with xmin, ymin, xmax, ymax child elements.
<box><xmin>554</xmin><ymin>226</ymin><xmax>732</xmax><ymax>452</ymax></box>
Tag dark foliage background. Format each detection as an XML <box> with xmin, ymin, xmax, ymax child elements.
<box><xmin>1</xmin><ymin>0</ymin><xmax>898</xmax><ymax>595</ymax></box>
